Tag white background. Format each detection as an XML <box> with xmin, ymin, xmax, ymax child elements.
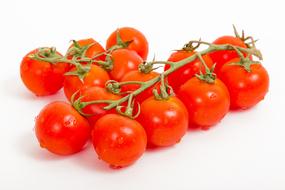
<box><xmin>0</xmin><ymin>0</ymin><xmax>285</xmax><ymax>189</ymax></box>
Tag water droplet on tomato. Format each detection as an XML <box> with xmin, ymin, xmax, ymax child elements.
<box><xmin>64</xmin><ymin>116</ymin><xmax>76</xmax><ymax>128</ymax></box>
<box><xmin>176</xmin><ymin>139</ymin><xmax>181</xmax><ymax>143</ymax></box>
<box><xmin>110</xmin><ymin>164</ymin><xmax>122</xmax><ymax>169</ymax></box>
<box><xmin>117</xmin><ymin>137</ymin><xmax>124</xmax><ymax>145</ymax></box>
<box><xmin>209</xmin><ymin>93</ymin><xmax>217</xmax><ymax>100</ymax></box>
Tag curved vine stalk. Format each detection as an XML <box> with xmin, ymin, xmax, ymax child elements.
<box><xmin>74</xmin><ymin>41</ymin><xmax>262</xmax><ymax>113</ymax></box>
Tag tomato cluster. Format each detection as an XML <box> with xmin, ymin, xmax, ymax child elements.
<box><xmin>20</xmin><ymin>26</ymin><xmax>269</xmax><ymax>168</ymax></box>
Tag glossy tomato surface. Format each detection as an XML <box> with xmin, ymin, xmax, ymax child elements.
<box><xmin>92</xmin><ymin>114</ymin><xmax>147</xmax><ymax>167</ymax></box>
<box><xmin>20</xmin><ymin>48</ymin><xmax>69</xmax><ymax>96</ymax></box>
<box><xmin>106</xmin><ymin>27</ymin><xmax>148</xmax><ymax>60</ymax></box>
<box><xmin>35</xmin><ymin>101</ymin><xmax>91</xmax><ymax>155</ymax></box>
<box><xmin>109</xmin><ymin>49</ymin><xmax>143</xmax><ymax>81</ymax></box>
<box><xmin>178</xmin><ymin>77</ymin><xmax>230</xmax><ymax>129</ymax></box>
<box><xmin>219</xmin><ymin>58</ymin><xmax>269</xmax><ymax>109</ymax></box>
<box><xmin>138</xmin><ymin>96</ymin><xmax>188</xmax><ymax>147</ymax></box>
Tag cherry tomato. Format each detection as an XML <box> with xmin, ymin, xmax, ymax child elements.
<box><xmin>209</xmin><ymin>36</ymin><xmax>247</xmax><ymax>74</ymax></box>
<box><xmin>120</xmin><ymin>70</ymin><xmax>159</xmax><ymax>103</ymax></box>
<box><xmin>77</xmin><ymin>86</ymin><xmax>121</xmax><ymax>127</ymax></box>
<box><xmin>219</xmin><ymin>58</ymin><xmax>269</xmax><ymax>109</ymax></box>
<box><xmin>109</xmin><ymin>49</ymin><xmax>143</xmax><ymax>81</ymax></box>
<box><xmin>67</xmin><ymin>38</ymin><xmax>105</xmax><ymax>61</ymax></box>
<box><xmin>178</xmin><ymin>77</ymin><xmax>230</xmax><ymax>129</ymax></box>
<box><xmin>165</xmin><ymin>50</ymin><xmax>213</xmax><ymax>91</ymax></box>
<box><xmin>137</xmin><ymin>96</ymin><xmax>188</xmax><ymax>147</ymax></box>
<box><xmin>20</xmin><ymin>48</ymin><xmax>69</xmax><ymax>96</ymax></box>
<box><xmin>63</xmin><ymin>64</ymin><xmax>110</xmax><ymax>101</ymax></box>
<box><xmin>106</xmin><ymin>27</ymin><xmax>149</xmax><ymax>60</ymax></box>
<box><xmin>92</xmin><ymin>114</ymin><xmax>147</xmax><ymax>167</ymax></box>
<box><xmin>35</xmin><ymin>101</ymin><xmax>91</xmax><ymax>155</ymax></box>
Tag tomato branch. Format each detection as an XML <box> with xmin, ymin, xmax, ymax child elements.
<box><xmin>73</xmin><ymin>42</ymin><xmax>262</xmax><ymax>116</ymax></box>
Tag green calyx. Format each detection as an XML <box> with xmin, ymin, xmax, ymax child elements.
<box><xmin>195</xmin><ymin>53</ymin><xmax>216</xmax><ymax>84</ymax></box>
<box><xmin>116</xmin><ymin>30</ymin><xmax>133</xmax><ymax>48</ymax></box>
<box><xmin>107</xmin><ymin>31</ymin><xmax>133</xmax><ymax>52</ymax></box>
<box><xmin>139</xmin><ymin>61</ymin><xmax>153</xmax><ymax>74</ymax></box>
<box><xmin>139</xmin><ymin>56</ymin><xmax>162</xmax><ymax>74</ymax></box>
<box><xmin>116</xmin><ymin>94</ymin><xmax>140</xmax><ymax>119</ymax></box>
<box><xmin>105</xmin><ymin>80</ymin><xmax>122</xmax><ymax>94</ymax></box>
<box><xmin>29</xmin><ymin>47</ymin><xmax>63</xmax><ymax>64</ymax></box>
<box><xmin>64</xmin><ymin>63</ymin><xmax>91</xmax><ymax>82</ymax></box>
<box><xmin>195</xmin><ymin>64</ymin><xmax>216</xmax><ymax>84</ymax></box>
<box><xmin>67</xmin><ymin>40</ymin><xmax>95</xmax><ymax>58</ymax></box>
<box><xmin>228</xmin><ymin>57</ymin><xmax>260</xmax><ymax>72</ymax></box>
<box><xmin>227</xmin><ymin>41</ymin><xmax>260</xmax><ymax>72</ymax></box>
<box><xmin>153</xmin><ymin>74</ymin><xmax>174</xmax><ymax>100</ymax></box>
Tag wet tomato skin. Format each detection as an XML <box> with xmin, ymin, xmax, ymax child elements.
<box><xmin>178</xmin><ymin>77</ymin><xmax>230</xmax><ymax>129</ymax></box>
<box><xmin>108</xmin><ymin>49</ymin><xmax>143</xmax><ymax>81</ymax></box>
<box><xmin>20</xmin><ymin>48</ymin><xmax>69</xmax><ymax>96</ymax></box>
<box><xmin>35</xmin><ymin>101</ymin><xmax>91</xmax><ymax>155</ymax></box>
<box><xmin>219</xmin><ymin>58</ymin><xmax>269</xmax><ymax>109</ymax></box>
<box><xmin>92</xmin><ymin>114</ymin><xmax>147</xmax><ymax>167</ymax></box>
<box><xmin>137</xmin><ymin>96</ymin><xmax>188</xmax><ymax>147</ymax></box>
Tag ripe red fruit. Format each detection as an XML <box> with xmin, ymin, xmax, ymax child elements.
<box><xmin>92</xmin><ymin>114</ymin><xmax>147</xmax><ymax>167</ymax></box>
<box><xmin>35</xmin><ymin>101</ymin><xmax>91</xmax><ymax>155</ymax></box>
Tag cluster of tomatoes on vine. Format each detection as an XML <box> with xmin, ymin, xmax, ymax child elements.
<box><xmin>20</xmin><ymin>26</ymin><xmax>269</xmax><ymax>168</ymax></box>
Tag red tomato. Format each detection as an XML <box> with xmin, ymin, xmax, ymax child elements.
<box><xmin>20</xmin><ymin>48</ymin><xmax>69</xmax><ymax>96</ymax></box>
<box><xmin>165</xmin><ymin>50</ymin><xmax>213</xmax><ymax>91</ymax></box>
<box><xmin>63</xmin><ymin>64</ymin><xmax>110</xmax><ymax>101</ymax></box>
<box><xmin>137</xmin><ymin>96</ymin><xmax>188</xmax><ymax>147</ymax></box>
<box><xmin>77</xmin><ymin>86</ymin><xmax>121</xmax><ymax>127</ymax></box>
<box><xmin>67</xmin><ymin>38</ymin><xmax>105</xmax><ymax>61</ymax></box>
<box><xmin>109</xmin><ymin>49</ymin><xmax>143</xmax><ymax>81</ymax></box>
<box><xmin>219</xmin><ymin>58</ymin><xmax>269</xmax><ymax>109</ymax></box>
<box><xmin>178</xmin><ymin>77</ymin><xmax>230</xmax><ymax>129</ymax></box>
<box><xmin>35</xmin><ymin>101</ymin><xmax>91</xmax><ymax>155</ymax></box>
<box><xmin>120</xmin><ymin>70</ymin><xmax>159</xmax><ymax>103</ymax></box>
<box><xmin>209</xmin><ymin>36</ymin><xmax>247</xmax><ymax>74</ymax></box>
<box><xmin>106</xmin><ymin>27</ymin><xmax>149</xmax><ymax>60</ymax></box>
<box><xmin>92</xmin><ymin>114</ymin><xmax>147</xmax><ymax>167</ymax></box>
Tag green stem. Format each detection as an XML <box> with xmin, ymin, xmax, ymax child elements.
<box><xmin>196</xmin><ymin>53</ymin><xmax>209</xmax><ymax>72</ymax></box>
<box><xmin>119</xmin><ymin>81</ymin><xmax>144</xmax><ymax>86</ymax></box>
<box><xmin>125</xmin><ymin>94</ymin><xmax>134</xmax><ymax>116</ymax></box>
<box><xmin>101</xmin><ymin>43</ymin><xmax>261</xmax><ymax>110</ymax></box>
